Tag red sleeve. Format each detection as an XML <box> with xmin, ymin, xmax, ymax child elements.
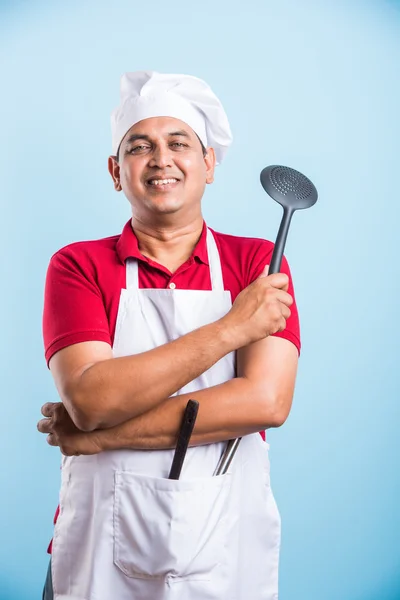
<box><xmin>247</xmin><ymin>244</ymin><xmax>301</xmax><ymax>356</ymax></box>
<box><xmin>43</xmin><ymin>248</ymin><xmax>112</xmax><ymax>367</ymax></box>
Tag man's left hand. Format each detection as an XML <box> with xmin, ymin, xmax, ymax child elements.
<box><xmin>37</xmin><ymin>402</ymin><xmax>103</xmax><ymax>456</ymax></box>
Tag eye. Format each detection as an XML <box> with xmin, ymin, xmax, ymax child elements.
<box><xmin>170</xmin><ymin>142</ymin><xmax>187</xmax><ymax>148</ymax></box>
<box><xmin>128</xmin><ymin>145</ymin><xmax>149</xmax><ymax>154</ymax></box>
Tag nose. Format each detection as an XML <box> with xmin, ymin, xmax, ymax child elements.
<box><xmin>148</xmin><ymin>143</ymin><xmax>173</xmax><ymax>169</ymax></box>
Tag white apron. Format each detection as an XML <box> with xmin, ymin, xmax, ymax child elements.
<box><xmin>51</xmin><ymin>229</ymin><xmax>281</xmax><ymax>600</ymax></box>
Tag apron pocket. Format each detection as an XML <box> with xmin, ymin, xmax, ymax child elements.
<box><xmin>113</xmin><ymin>470</ymin><xmax>231</xmax><ymax>582</ymax></box>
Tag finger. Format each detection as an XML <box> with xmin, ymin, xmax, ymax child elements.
<box><xmin>37</xmin><ymin>418</ymin><xmax>52</xmax><ymax>434</ymax></box>
<box><xmin>279</xmin><ymin>320</ymin><xmax>288</xmax><ymax>332</ymax></box>
<box><xmin>47</xmin><ymin>433</ymin><xmax>58</xmax><ymax>447</ymax></box>
<box><xmin>265</xmin><ymin>273</ymin><xmax>289</xmax><ymax>289</ymax></box>
<box><xmin>275</xmin><ymin>290</ymin><xmax>293</xmax><ymax>307</ymax></box>
<box><xmin>257</xmin><ymin>264</ymin><xmax>269</xmax><ymax>279</ymax></box>
<box><xmin>41</xmin><ymin>402</ymin><xmax>57</xmax><ymax>417</ymax></box>
<box><xmin>281</xmin><ymin>305</ymin><xmax>292</xmax><ymax>320</ymax></box>
<box><xmin>265</xmin><ymin>288</ymin><xmax>293</xmax><ymax>307</ymax></box>
<box><xmin>276</xmin><ymin>315</ymin><xmax>288</xmax><ymax>333</ymax></box>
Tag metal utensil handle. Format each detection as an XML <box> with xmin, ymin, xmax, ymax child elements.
<box><xmin>168</xmin><ymin>399</ymin><xmax>199</xmax><ymax>480</ymax></box>
<box><xmin>213</xmin><ymin>438</ymin><xmax>241</xmax><ymax>476</ymax></box>
<box><xmin>215</xmin><ymin>224</ymin><xmax>287</xmax><ymax>476</ymax></box>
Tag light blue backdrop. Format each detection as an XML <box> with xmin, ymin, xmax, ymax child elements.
<box><xmin>0</xmin><ymin>0</ymin><xmax>399</xmax><ymax>598</ymax></box>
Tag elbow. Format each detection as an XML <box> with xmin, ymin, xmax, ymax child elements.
<box><xmin>63</xmin><ymin>385</ymin><xmax>106</xmax><ymax>432</ymax></box>
<box><xmin>67</xmin><ymin>398</ymin><xmax>101</xmax><ymax>432</ymax></box>
<box><xmin>57</xmin><ymin>361</ymin><xmax>118</xmax><ymax>432</ymax></box>
<box><xmin>73</xmin><ymin>412</ymin><xmax>100</xmax><ymax>433</ymax></box>
<box><xmin>267</xmin><ymin>410</ymin><xmax>288</xmax><ymax>429</ymax></box>
<box><xmin>259</xmin><ymin>395</ymin><xmax>292</xmax><ymax>429</ymax></box>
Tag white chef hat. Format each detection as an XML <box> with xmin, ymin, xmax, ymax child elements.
<box><xmin>111</xmin><ymin>71</ymin><xmax>233</xmax><ymax>165</ymax></box>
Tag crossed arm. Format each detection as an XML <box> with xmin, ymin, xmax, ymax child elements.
<box><xmin>39</xmin><ymin>325</ymin><xmax>298</xmax><ymax>456</ymax></box>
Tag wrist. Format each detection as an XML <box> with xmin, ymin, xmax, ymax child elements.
<box><xmin>94</xmin><ymin>428</ymin><xmax>114</xmax><ymax>452</ymax></box>
<box><xmin>214</xmin><ymin>316</ymin><xmax>244</xmax><ymax>353</ymax></box>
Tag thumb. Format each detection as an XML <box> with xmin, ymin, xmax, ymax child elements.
<box><xmin>257</xmin><ymin>264</ymin><xmax>269</xmax><ymax>279</ymax></box>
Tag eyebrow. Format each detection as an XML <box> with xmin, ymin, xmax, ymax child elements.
<box><xmin>124</xmin><ymin>130</ymin><xmax>190</xmax><ymax>146</ymax></box>
<box><xmin>168</xmin><ymin>130</ymin><xmax>190</xmax><ymax>138</ymax></box>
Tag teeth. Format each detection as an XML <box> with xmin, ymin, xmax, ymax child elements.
<box><xmin>148</xmin><ymin>178</ymin><xmax>178</xmax><ymax>186</ymax></box>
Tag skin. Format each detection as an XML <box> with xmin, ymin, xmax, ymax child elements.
<box><xmin>37</xmin><ymin>116</ymin><xmax>298</xmax><ymax>456</ymax></box>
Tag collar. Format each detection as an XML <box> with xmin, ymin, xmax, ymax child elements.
<box><xmin>116</xmin><ymin>219</ymin><xmax>209</xmax><ymax>266</ymax></box>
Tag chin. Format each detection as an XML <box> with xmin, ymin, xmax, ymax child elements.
<box><xmin>147</xmin><ymin>198</ymin><xmax>184</xmax><ymax>214</ymax></box>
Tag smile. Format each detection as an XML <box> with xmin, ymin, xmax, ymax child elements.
<box><xmin>147</xmin><ymin>178</ymin><xmax>179</xmax><ymax>186</ymax></box>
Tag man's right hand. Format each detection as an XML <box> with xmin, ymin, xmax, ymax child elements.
<box><xmin>221</xmin><ymin>265</ymin><xmax>293</xmax><ymax>348</ymax></box>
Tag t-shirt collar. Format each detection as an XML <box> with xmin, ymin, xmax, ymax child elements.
<box><xmin>116</xmin><ymin>219</ymin><xmax>209</xmax><ymax>266</ymax></box>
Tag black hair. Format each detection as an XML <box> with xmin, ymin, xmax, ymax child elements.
<box><xmin>197</xmin><ymin>135</ymin><xmax>208</xmax><ymax>157</ymax></box>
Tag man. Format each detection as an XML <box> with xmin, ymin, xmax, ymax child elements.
<box><xmin>38</xmin><ymin>71</ymin><xmax>300</xmax><ymax>600</ymax></box>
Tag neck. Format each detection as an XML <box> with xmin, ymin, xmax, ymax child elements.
<box><xmin>130</xmin><ymin>214</ymin><xmax>205</xmax><ymax>273</ymax></box>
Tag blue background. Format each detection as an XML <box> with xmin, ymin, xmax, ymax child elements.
<box><xmin>1</xmin><ymin>0</ymin><xmax>399</xmax><ymax>598</ymax></box>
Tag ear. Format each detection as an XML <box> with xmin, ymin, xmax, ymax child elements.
<box><xmin>204</xmin><ymin>148</ymin><xmax>216</xmax><ymax>184</ymax></box>
<box><xmin>108</xmin><ymin>156</ymin><xmax>122</xmax><ymax>191</ymax></box>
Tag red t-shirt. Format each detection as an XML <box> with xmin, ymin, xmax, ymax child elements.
<box><xmin>43</xmin><ymin>219</ymin><xmax>301</xmax><ymax>552</ymax></box>
<box><xmin>43</xmin><ymin>219</ymin><xmax>300</xmax><ymax>363</ymax></box>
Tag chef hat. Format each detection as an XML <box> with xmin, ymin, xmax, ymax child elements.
<box><xmin>111</xmin><ymin>71</ymin><xmax>233</xmax><ymax>164</ymax></box>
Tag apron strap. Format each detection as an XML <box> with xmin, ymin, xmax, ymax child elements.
<box><xmin>206</xmin><ymin>229</ymin><xmax>225</xmax><ymax>292</ymax></box>
<box><xmin>126</xmin><ymin>259</ymin><xmax>139</xmax><ymax>290</ymax></box>
<box><xmin>125</xmin><ymin>228</ymin><xmax>225</xmax><ymax>292</ymax></box>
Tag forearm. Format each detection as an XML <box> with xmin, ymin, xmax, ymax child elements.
<box><xmin>74</xmin><ymin>319</ymin><xmax>237</xmax><ymax>431</ymax></box>
<box><xmin>97</xmin><ymin>377</ymin><xmax>281</xmax><ymax>451</ymax></box>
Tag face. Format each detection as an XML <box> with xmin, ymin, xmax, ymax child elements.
<box><xmin>108</xmin><ymin>117</ymin><xmax>216</xmax><ymax>223</ymax></box>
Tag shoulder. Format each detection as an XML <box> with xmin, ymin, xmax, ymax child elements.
<box><xmin>209</xmin><ymin>227</ymin><xmax>276</xmax><ymax>286</ymax></box>
<box><xmin>209</xmin><ymin>227</ymin><xmax>274</xmax><ymax>256</ymax></box>
<box><xmin>48</xmin><ymin>232</ymin><xmax>121</xmax><ymax>275</ymax></box>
